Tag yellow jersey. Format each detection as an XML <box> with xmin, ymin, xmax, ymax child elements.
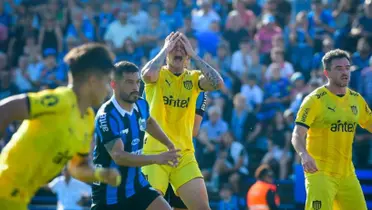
<box><xmin>0</xmin><ymin>87</ymin><xmax>94</xmax><ymax>203</ymax></box>
<box><xmin>295</xmin><ymin>86</ymin><xmax>372</xmax><ymax>177</ymax></box>
<box><xmin>143</xmin><ymin>67</ymin><xmax>202</xmax><ymax>154</ymax></box>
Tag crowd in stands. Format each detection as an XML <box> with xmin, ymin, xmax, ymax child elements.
<box><xmin>1</xmin><ymin>0</ymin><xmax>372</xmax><ymax>208</ymax></box>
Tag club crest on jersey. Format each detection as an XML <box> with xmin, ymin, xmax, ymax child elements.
<box><xmin>350</xmin><ymin>105</ymin><xmax>358</xmax><ymax>115</ymax></box>
<box><xmin>139</xmin><ymin>118</ymin><xmax>147</xmax><ymax>131</ymax></box>
<box><xmin>312</xmin><ymin>200</ymin><xmax>321</xmax><ymax>210</ymax></box>
<box><xmin>40</xmin><ymin>94</ymin><xmax>59</xmax><ymax>107</ymax></box>
<box><xmin>183</xmin><ymin>80</ymin><xmax>193</xmax><ymax>90</ymax></box>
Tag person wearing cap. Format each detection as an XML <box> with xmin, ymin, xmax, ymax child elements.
<box><xmin>247</xmin><ymin>164</ymin><xmax>280</xmax><ymax>210</ymax></box>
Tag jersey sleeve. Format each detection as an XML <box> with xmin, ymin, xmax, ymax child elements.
<box><xmin>95</xmin><ymin>111</ymin><xmax>121</xmax><ymax>144</ymax></box>
<box><xmin>295</xmin><ymin>96</ymin><xmax>319</xmax><ymax>129</ymax></box>
<box><xmin>27</xmin><ymin>89</ymin><xmax>69</xmax><ymax>119</ymax></box>
<box><xmin>358</xmin><ymin>96</ymin><xmax>372</xmax><ymax>132</ymax></box>
<box><xmin>78</xmin><ymin>108</ymin><xmax>95</xmax><ymax>155</ymax></box>
<box><xmin>195</xmin><ymin>92</ymin><xmax>207</xmax><ymax>117</ymax></box>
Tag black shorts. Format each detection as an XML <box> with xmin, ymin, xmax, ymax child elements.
<box><xmin>165</xmin><ymin>184</ymin><xmax>187</xmax><ymax>209</ymax></box>
<box><xmin>91</xmin><ymin>186</ymin><xmax>160</xmax><ymax>210</ymax></box>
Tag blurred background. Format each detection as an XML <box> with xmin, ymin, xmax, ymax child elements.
<box><xmin>0</xmin><ymin>0</ymin><xmax>372</xmax><ymax>209</ymax></box>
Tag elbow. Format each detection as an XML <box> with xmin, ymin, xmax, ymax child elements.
<box><xmin>141</xmin><ymin>69</ymin><xmax>157</xmax><ymax>83</ymax></box>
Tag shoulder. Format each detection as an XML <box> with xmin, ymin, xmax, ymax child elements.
<box><xmin>306</xmin><ymin>87</ymin><xmax>327</xmax><ymax>101</ymax></box>
<box><xmin>95</xmin><ymin>100</ymin><xmax>115</xmax><ymax>122</ymax></box>
<box><xmin>348</xmin><ymin>88</ymin><xmax>360</xmax><ymax>97</ymax></box>
<box><xmin>136</xmin><ymin>97</ymin><xmax>149</xmax><ymax>110</ymax></box>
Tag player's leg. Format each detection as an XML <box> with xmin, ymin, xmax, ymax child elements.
<box><xmin>167</xmin><ymin>184</ymin><xmax>188</xmax><ymax>210</ymax></box>
<box><xmin>142</xmin><ymin>164</ymin><xmax>171</xmax><ymax>195</ymax></box>
<box><xmin>305</xmin><ymin>172</ymin><xmax>338</xmax><ymax>210</ymax></box>
<box><xmin>128</xmin><ymin>186</ymin><xmax>171</xmax><ymax>210</ymax></box>
<box><xmin>171</xmin><ymin>153</ymin><xmax>210</xmax><ymax>210</ymax></box>
<box><xmin>0</xmin><ymin>198</ymin><xmax>28</xmax><ymax>210</ymax></box>
<box><xmin>333</xmin><ymin>175</ymin><xmax>367</xmax><ymax>210</ymax></box>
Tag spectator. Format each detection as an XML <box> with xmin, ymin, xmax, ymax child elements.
<box><xmin>265</xmin><ymin>47</ymin><xmax>294</xmax><ymax>81</ymax></box>
<box><xmin>240</xmin><ymin>74</ymin><xmax>263</xmax><ymax>112</ymax></box>
<box><xmin>247</xmin><ymin>164</ymin><xmax>280</xmax><ymax>210</ymax></box>
<box><xmin>0</xmin><ymin>70</ymin><xmax>16</xmax><ymax>100</ymax></box>
<box><xmin>352</xmin><ymin>37</ymin><xmax>371</xmax><ymax>70</ymax></box>
<box><xmin>214</xmin><ymin>42</ymin><xmax>231</xmax><ymax>73</ymax></box>
<box><xmin>351</xmin><ymin>0</ymin><xmax>372</xmax><ymax>39</ymax></box>
<box><xmin>128</xmin><ymin>0</ymin><xmax>149</xmax><ymax>33</ymax></box>
<box><xmin>104</xmin><ymin>10</ymin><xmax>138</xmax><ymax>50</ymax></box>
<box><xmin>210</xmin><ymin>131</ymin><xmax>248</xmax><ymax>193</ymax></box>
<box><xmin>192</xmin><ymin>0</ymin><xmax>221</xmax><ymax>32</ymax></box>
<box><xmin>39</xmin><ymin>48</ymin><xmax>66</xmax><ymax>89</ymax></box>
<box><xmin>290</xmin><ymin>72</ymin><xmax>307</xmax><ymax>100</ymax></box>
<box><xmin>358</xmin><ymin>57</ymin><xmax>372</xmax><ymax>105</ymax></box>
<box><xmin>225</xmin><ymin>0</ymin><xmax>256</xmax><ymax>34</ymax></box>
<box><xmin>96</xmin><ymin>2</ymin><xmax>116</xmax><ymax>40</ymax></box>
<box><xmin>47</xmin><ymin>167</ymin><xmax>91</xmax><ymax>210</ymax></box>
<box><xmin>218</xmin><ymin>183</ymin><xmax>240</xmax><ymax>210</ymax></box>
<box><xmin>311</xmin><ymin>36</ymin><xmax>334</xmax><ymax>73</ymax></box>
<box><xmin>65</xmin><ymin>10</ymin><xmax>95</xmax><ymax>43</ymax></box>
<box><xmin>13</xmin><ymin>55</ymin><xmax>34</xmax><ymax>93</ymax></box>
<box><xmin>38</xmin><ymin>15</ymin><xmax>63</xmax><ymax>53</ymax></box>
<box><xmin>116</xmin><ymin>38</ymin><xmax>144</xmax><ymax>67</ymax></box>
<box><xmin>160</xmin><ymin>0</ymin><xmax>184</xmax><ymax>31</ymax></box>
<box><xmin>231</xmin><ymin>37</ymin><xmax>252</xmax><ymax>77</ymax></box>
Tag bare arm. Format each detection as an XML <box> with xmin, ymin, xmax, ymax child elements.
<box><xmin>193</xmin><ymin>55</ymin><xmax>224</xmax><ymax>91</ymax></box>
<box><xmin>193</xmin><ymin>115</ymin><xmax>203</xmax><ymax>137</ymax></box>
<box><xmin>146</xmin><ymin>117</ymin><xmax>174</xmax><ymax>149</ymax></box>
<box><xmin>67</xmin><ymin>154</ymin><xmax>97</xmax><ymax>183</ymax></box>
<box><xmin>0</xmin><ymin>94</ymin><xmax>30</xmax><ymax>137</ymax></box>
<box><xmin>141</xmin><ymin>47</ymin><xmax>168</xmax><ymax>83</ymax></box>
<box><xmin>291</xmin><ymin>125</ymin><xmax>308</xmax><ymax>157</ymax></box>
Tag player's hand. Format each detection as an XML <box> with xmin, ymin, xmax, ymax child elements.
<box><xmin>179</xmin><ymin>33</ymin><xmax>196</xmax><ymax>58</ymax></box>
<box><xmin>97</xmin><ymin>168</ymin><xmax>122</xmax><ymax>187</ymax></box>
<box><xmin>300</xmin><ymin>152</ymin><xmax>318</xmax><ymax>173</ymax></box>
<box><xmin>164</xmin><ymin>31</ymin><xmax>181</xmax><ymax>53</ymax></box>
<box><xmin>154</xmin><ymin>149</ymin><xmax>181</xmax><ymax>167</ymax></box>
<box><xmin>167</xmin><ymin>143</ymin><xmax>176</xmax><ymax>151</ymax></box>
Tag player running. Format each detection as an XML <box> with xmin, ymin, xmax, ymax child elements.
<box><xmin>92</xmin><ymin>61</ymin><xmax>180</xmax><ymax>210</ymax></box>
<box><xmin>0</xmin><ymin>43</ymin><xmax>121</xmax><ymax>210</ymax></box>
<box><xmin>141</xmin><ymin>31</ymin><xmax>224</xmax><ymax>210</ymax></box>
<box><xmin>292</xmin><ymin>49</ymin><xmax>369</xmax><ymax>210</ymax></box>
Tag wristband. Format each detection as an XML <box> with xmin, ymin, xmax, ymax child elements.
<box><xmin>94</xmin><ymin>168</ymin><xmax>104</xmax><ymax>182</ymax></box>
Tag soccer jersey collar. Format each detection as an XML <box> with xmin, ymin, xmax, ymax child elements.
<box><xmin>111</xmin><ymin>96</ymin><xmax>138</xmax><ymax>117</ymax></box>
<box><xmin>323</xmin><ymin>86</ymin><xmax>349</xmax><ymax>101</ymax></box>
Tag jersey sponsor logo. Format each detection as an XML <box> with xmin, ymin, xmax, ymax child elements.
<box><xmin>165</xmin><ymin>79</ymin><xmax>171</xmax><ymax>86</ymax></box>
<box><xmin>315</xmin><ymin>91</ymin><xmax>326</xmax><ymax>99</ymax></box>
<box><xmin>350</xmin><ymin>105</ymin><xmax>358</xmax><ymax>115</ymax></box>
<box><xmin>349</xmin><ymin>90</ymin><xmax>359</xmax><ymax>96</ymax></box>
<box><xmin>52</xmin><ymin>150</ymin><xmax>73</xmax><ymax>165</ymax></box>
<box><xmin>98</xmin><ymin>113</ymin><xmax>109</xmax><ymax>132</ymax></box>
<box><xmin>138</xmin><ymin>118</ymin><xmax>147</xmax><ymax>131</ymax></box>
<box><xmin>312</xmin><ymin>200</ymin><xmax>322</xmax><ymax>210</ymax></box>
<box><xmin>163</xmin><ymin>96</ymin><xmax>190</xmax><ymax>108</ymax></box>
<box><xmin>40</xmin><ymin>94</ymin><xmax>59</xmax><ymax>107</ymax></box>
<box><xmin>131</xmin><ymin>149</ymin><xmax>142</xmax><ymax>155</ymax></box>
<box><xmin>10</xmin><ymin>188</ymin><xmax>20</xmax><ymax>197</ymax></box>
<box><xmin>300</xmin><ymin>108</ymin><xmax>310</xmax><ymax>122</ymax></box>
<box><xmin>183</xmin><ymin>80</ymin><xmax>193</xmax><ymax>90</ymax></box>
<box><xmin>121</xmin><ymin>128</ymin><xmax>129</xmax><ymax>135</ymax></box>
<box><xmin>131</xmin><ymin>138</ymin><xmax>140</xmax><ymax>146</ymax></box>
<box><xmin>327</xmin><ymin>106</ymin><xmax>335</xmax><ymax>112</ymax></box>
<box><xmin>330</xmin><ymin>120</ymin><xmax>357</xmax><ymax>132</ymax></box>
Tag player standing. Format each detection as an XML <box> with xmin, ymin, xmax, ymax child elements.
<box><xmin>141</xmin><ymin>31</ymin><xmax>224</xmax><ymax>210</ymax></box>
<box><xmin>92</xmin><ymin>61</ymin><xmax>180</xmax><ymax>210</ymax></box>
<box><xmin>292</xmin><ymin>49</ymin><xmax>369</xmax><ymax>210</ymax></box>
<box><xmin>0</xmin><ymin>43</ymin><xmax>121</xmax><ymax>210</ymax></box>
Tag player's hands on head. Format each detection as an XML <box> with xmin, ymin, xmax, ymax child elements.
<box><xmin>164</xmin><ymin>31</ymin><xmax>181</xmax><ymax>54</ymax></box>
<box><xmin>97</xmin><ymin>168</ymin><xmax>122</xmax><ymax>187</ymax></box>
<box><xmin>154</xmin><ymin>149</ymin><xmax>181</xmax><ymax>167</ymax></box>
<box><xmin>300</xmin><ymin>152</ymin><xmax>318</xmax><ymax>173</ymax></box>
<box><xmin>179</xmin><ymin>33</ymin><xmax>196</xmax><ymax>58</ymax></box>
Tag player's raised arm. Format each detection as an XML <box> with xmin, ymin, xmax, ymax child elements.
<box><xmin>67</xmin><ymin>153</ymin><xmax>121</xmax><ymax>187</ymax></box>
<box><xmin>179</xmin><ymin>34</ymin><xmax>224</xmax><ymax>91</ymax></box>
<box><xmin>292</xmin><ymin>96</ymin><xmax>319</xmax><ymax>173</ymax></box>
<box><xmin>146</xmin><ymin>117</ymin><xmax>177</xmax><ymax>150</ymax></box>
<box><xmin>141</xmin><ymin>32</ymin><xmax>181</xmax><ymax>83</ymax></box>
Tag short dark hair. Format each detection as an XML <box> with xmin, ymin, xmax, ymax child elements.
<box><xmin>113</xmin><ymin>61</ymin><xmax>139</xmax><ymax>79</ymax></box>
<box><xmin>255</xmin><ymin>164</ymin><xmax>273</xmax><ymax>180</ymax></box>
<box><xmin>64</xmin><ymin>43</ymin><xmax>115</xmax><ymax>79</ymax></box>
<box><xmin>322</xmin><ymin>49</ymin><xmax>350</xmax><ymax>71</ymax></box>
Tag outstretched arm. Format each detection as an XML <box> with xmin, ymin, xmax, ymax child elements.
<box><xmin>141</xmin><ymin>32</ymin><xmax>181</xmax><ymax>83</ymax></box>
<box><xmin>146</xmin><ymin>117</ymin><xmax>175</xmax><ymax>150</ymax></box>
<box><xmin>0</xmin><ymin>94</ymin><xmax>29</xmax><ymax>137</ymax></box>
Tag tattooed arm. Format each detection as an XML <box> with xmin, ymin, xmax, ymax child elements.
<box><xmin>193</xmin><ymin>55</ymin><xmax>224</xmax><ymax>91</ymax></box>
<box><xmin>141</xmin><ymin>32</ymin><xmax>181</xmax><ymax>83</ymax></box>
<box><xmin>179</xmin><ymin>34</ymin><xmax>224</xmax><ymax>91</ymax></box>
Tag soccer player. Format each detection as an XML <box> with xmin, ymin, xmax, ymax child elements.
<box><xmin>92</xmin><ymin>61</ymin><xmax>180</xmax><ymax>210</ymax></box>
<box><xmin>141</xmin><ymin>31</ymin><xmax>224</xmax><ymax>210</ymax></box>
<box><xmin>165</xmin><ymin>91</ymin><xmax>207</xmax><ymax>209</ymax></box>
<box><xmin>292</xmin><ymin>49</ymin><xmax>369</xmax><ymax>210</ymax></box>
<box><xmin>0</xmin><ymin>43</ymin><xmax>121</xmax><ymax>210</ymax></box>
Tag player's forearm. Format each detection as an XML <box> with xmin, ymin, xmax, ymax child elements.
<box><xmin>111</xmin><ymin>151</ymin><xmax>156</xmax><ymax>167</ymax></box>
<box><xmin>67</xmin><ymin>161</ymin><xmax>97</xmax><ymax>183</ymax></box>
<box><xmin>291</xmin><ymin>127</ymin><xmax>308</xmax><ymax>156</ymax></box>
<box><xmin>141</xmin><ymin>48</ymin><xmax>167</xmax><ymax>82</ymax></box>
<box><xmin>192</xmin><ymin>55</ymin><xmax>224</xmax><ymax>90</ymax></box>
<box><xmin>146</xmin><ymin>117</ymin><xmax>173</xmax><ymax>148</ymax></box>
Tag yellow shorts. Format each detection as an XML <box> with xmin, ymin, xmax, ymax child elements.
<box><xmin>0</xmin><ymin>197</ymin><xmax>28</xmax><ymax>210</ymax></box>
<box><xmin>305</xmin><ymin>172</ymin><xmax>367</xmax><ymax>210</ymax></box>
<box><xmin>142</xmin><ymin>151</ymin><xmax>203</xmax><ymax>195</ymax></box>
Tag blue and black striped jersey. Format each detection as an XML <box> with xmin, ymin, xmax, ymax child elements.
<box><xmin>92</xmin><ymin>96</ymin><xmax>150</xmax><ymax>205</ymax></box>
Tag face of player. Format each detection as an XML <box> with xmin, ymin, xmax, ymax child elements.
<box><xmin>168</xmin><ymin>41</ymin><xmax>187</xmax><ymax>69</ymax></box>
<box><xmin>115</xmin><ymin>72</ymin><xmax>141</xmax><ymax>104</ymax></box>
<box><xmin>327</xmin><ymin>57</ymin><xmax>351</xmax><ymax>88</ymax></box>
<box><xmin>91</xmin><ymin>72</ymin><xmax>111</xmax><ymax>107</ymax></box>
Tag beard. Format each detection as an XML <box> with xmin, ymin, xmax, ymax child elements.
<box><xmin>334</xmin><ymin>79</ymin><xmax>349</xmax><ymax>87</ymax></box>
<box><xmin>120</xmin><ymin>91</ymin><xmax>139</xmax><ymax>103</ymax></box>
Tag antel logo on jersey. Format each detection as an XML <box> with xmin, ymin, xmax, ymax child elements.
<box><xmin>98</xmin><ymin>113</ymin><xmax>109</xmax><ymax>132</ymax></box>
<box><xmin>132</xmin><ymin>138</ymin><xmax>140</xmax><ymax>146</ymax></box>
<box><xmin>163</xmin><ymin>96</ymin><xmax>190</xmax><ymax>108</ymax></box>
<box><xmin>330</xmin><ymin>120</ymin><xmax>357</xmax><ymax>132</ymax></box>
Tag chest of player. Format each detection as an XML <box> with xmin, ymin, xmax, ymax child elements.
<box><xmin>160</xmin><ymin>74</ymin><xmax>196</xmax><ymax>109</ymax></box>
<box><xmin>319</xmin><ymin>97</ymin><xmax>360</xmax><ymax>132</ymax></box>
